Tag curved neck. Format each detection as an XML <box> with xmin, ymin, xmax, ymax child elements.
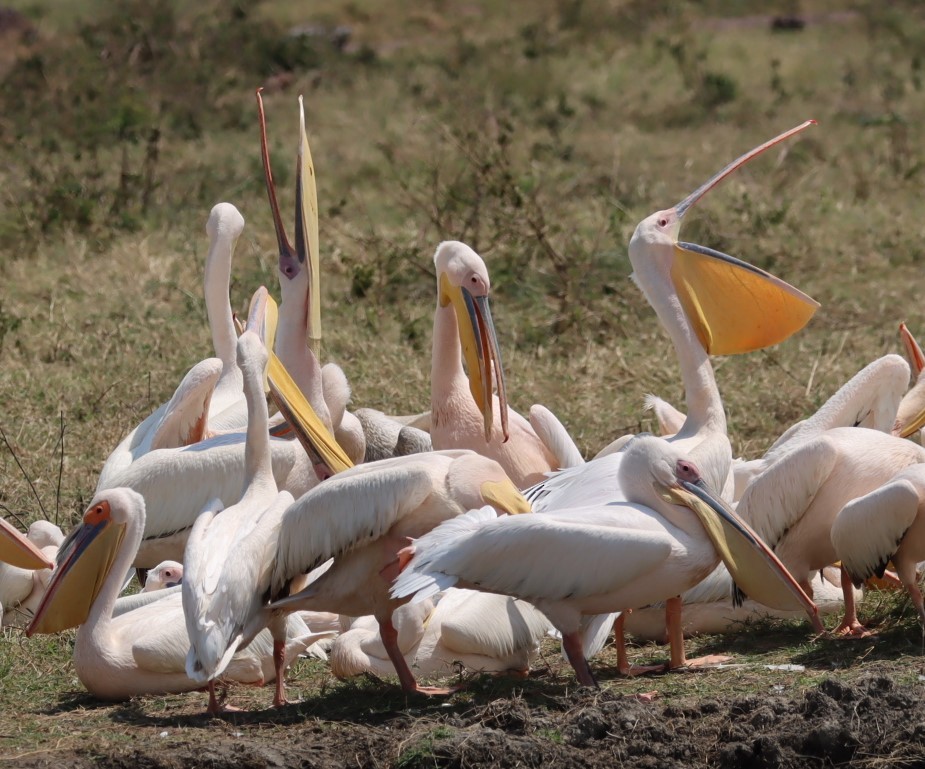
<box><xmin>204</xmin><ymin>232</ymin><xmax>238</xmax><ymax>370</ymax></box>
<box><xmin>83</xmin><ymin>509</ymin><xmax>145</xmax><ymax>648</ymax></box>
<box><xmin>632</xmin><ymin>254</ymin><xmax>726</xmax><ymax>437</ymax></box>
<box><xmin>431</xmin><ymin>301</ymin><xmax>468</xmax><ymax>404</ymax></box>
<box><xmin>241</xmin><ymin>354</ymin><xmax>274</xmax><ymax>490</ymax></box>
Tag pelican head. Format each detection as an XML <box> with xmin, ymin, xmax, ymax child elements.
<box><xmin>0</xmin><ymin>517</ymin><xmax>54</xmax><ymax>570</ymax></box>
<box><xmin>143</xmin><ymin>560</ymin><xmax>184</xmax><ymax>592</ymax></box>
<box><xmin>629</xmin><ymin>121</ymin><xmax>820</xmax><ymax>356</ymax></box>
<box><xmin>434</xmin><ymin>241</ymin><xmax>509</xmax><ymax>443</ymax></box>
<box><xmin>256</xmin><ymin>88</ymin><xmax>321</xmax><ymax>356</ymax></box>
<box><xmin>27</xmin><ymin>489</ymin><xmax>142</xmax><ymax>636</ymax></box>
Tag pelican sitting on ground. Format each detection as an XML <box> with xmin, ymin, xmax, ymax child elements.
<box><xmin>268</xmin><ymin>450</ymin><xmax>531</xmax><ymax>694</ymax></box>
<box><xmin>833</xmin><ymin>463</ymin><xmax>925</xmax><ymax>624</ymax></box>
<box><xmin>330</xmin><ymin>588</ymin><xmax>551</xmax><ymax>682</ymax></box>
<box><xmin>393</xmin><ymin>436</ymin><xmax>822</xmax><ymax>685</ymax></box>
<box><xmin>1</xmin><ymin>520</ymin><xmax>62</xmax><ymax>625</ymax></box>
<box><xmin>97</xmin><ymin>203</ymin><xmax>248</xmax><ymax>491</ymax></box>
<box><xmin>143</xmin><ymin>561</ymin><xmax>184</xmax><ymax>592</ymax></box>
<box><xmin>430</xmin><ymin>240</ymin><xmax>572</xmax><ymax>488</ymax></box>
<box><xmin>26</xmin><ymin>489</ymin><xmax>323</xmax><ymax>710</ymax></box>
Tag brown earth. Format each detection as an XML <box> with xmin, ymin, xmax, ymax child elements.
<box><xmin>7</xmin><ymin>658</ymin><xmax>925</xmax><ymax>769</ymax></box>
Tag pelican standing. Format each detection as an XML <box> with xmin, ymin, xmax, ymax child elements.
<box><xmin>269</xmin><ymin>450</ymin><xmax>531</xmax><ymax>694</ymax></box>
<box><xmin>393</xmin><ymin>436</ymin><xmax>821</xmax><ymax>685</ymax></box>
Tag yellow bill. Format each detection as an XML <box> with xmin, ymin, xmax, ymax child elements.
<box><xmin>297</xmin><ymin>95</ymin><xmax>322</xmax><ymax>359</ymax></box>
<box><xmin>440</xmin><ymin>273</ymin><xmax>509</xmax><ymax>442</ymax></box>
<box><xmin>0</xmin><ymin>517</ymin><xmax>54</xmax><ymax>570</ymax></box>
<box><xmin>665</xmin><ymin>482</ymin><xmax>823</xmax><ymax>633</ymax></box>
<box><xmin>481</xmin><ymin>479</ymin><xmax>531</xmax><ymax>515</ymax></box>
<box><xmin>28</xmin><ymin>502</ymin><xmax>126</xmax><ymax>636</ymax></box>
<box><xmin>267</xmin><ymin>351</ymin><xmax>353</xmax><ymax>476</ymax></box>
<box><xmin>671</xmin><ymin>242</ymin><xmax>819</xmax><ymax>356</ymax></box>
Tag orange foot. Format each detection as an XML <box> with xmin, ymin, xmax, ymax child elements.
<box><xmin>619</xmin><ymin>662</ymin><xmax>669</xmax><ymax>677</ymax></box>
<box><xmin>834</xmin><ymin>619</ymin><xmax>873</xmax><ymax>638</ymax></box>
<box><xmin>409</xmin><ymin>685</ymin><xmax>462</xmax><ymax>696</ymax></box>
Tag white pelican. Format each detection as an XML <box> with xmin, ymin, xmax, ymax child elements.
<box><xmin>737</xmin><ymin>426</ymin><xmax>925</xmax><ymax>635</ymax></box>
<box><xmin>183</xmin><ymin>295</ymin><xmax>299</xmax><ymax>707</ymax></box>
<box><xmin>268</xmin><ymin>449</ymin><xmax>531</xmax><ymax>694</ymax></box>
<box><xmin>894</xmin><ymin>322</ymin><xmax>925</xmax><ymax>439</ymax></box>
<box><xmin>26</xmin><ymin>488</ymin><xmax>323</xmax><ymax>711</ymax></box>
<box><xmin>143</xmin><ymin>560</ymin><xmax>183</xmax><ymax>592</ymax></box>
<box><xmin>97</xmin><ymin>203</ymin><xmax>248</xmax><ymax>490</ymax></box>
<box><xmin>832</xmin><ymin>463</ymin><xmax>925</xmax><ymax>623</ymax></box>
<box><xmin>393</xmin><ymin>436</ymin><xmax>822</xmax><ymax>685</ymax></box>
<box><xmin>256</xmin><ymin>89</ymin><xmax>366</xmax><ymax>466</ymax></box>
<box><xmin>527</xmin><ymin>121</ymin><xmax>819</xmax><ymax>512</ymax></box>
<box><xmin>429</xmin><ymin>240</ymin><xmax>565</xmax><ymax>488</ymax></box>
<box><xmin>330</xmin><ymin>588</ymin><xmax>550</xmax><ymax>681</ymax></box>
<box><xmin>0</xmin><ymin>520</ymin><xmax>62</xmax><ymax>625</ymax></box>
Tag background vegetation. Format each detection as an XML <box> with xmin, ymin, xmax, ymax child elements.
<box><xmin>2</xmin><ymin>0</ymin><xmax>925</xmax><ymax>761</ymax></box>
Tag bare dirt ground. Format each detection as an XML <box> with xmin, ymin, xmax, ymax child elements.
<box><xmin>8</xmin><ymin>637</ymin><xmax>925</xmax><ymax>769</ymax></box>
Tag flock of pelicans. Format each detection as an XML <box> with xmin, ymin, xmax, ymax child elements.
<box><xmin>5</xmin><ymin>97</ymin><xmax>925</xmax><ymax>715</ymax></box>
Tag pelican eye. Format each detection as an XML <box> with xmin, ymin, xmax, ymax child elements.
<box><xmin>658</xmin><ymin>217</ymin><xmax>668</xmax><ymax>227</ymax></box>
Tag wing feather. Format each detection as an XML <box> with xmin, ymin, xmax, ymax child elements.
<box><xmin>832</xmin><ymin>475</ymin><xmax>920</xmax><ymax>584</ymax></box>
<box><xmin>393</xmin><ymin>505</ymin><xmax>673</xmax><ymax>605</ymax></box>
<box><xmin>736</xmin><ymin>436</ymin><xmax>839</xmax><ymax>546</ymax></box>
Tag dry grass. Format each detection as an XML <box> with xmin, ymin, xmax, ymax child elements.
<box><xmin>3</xmin><ymin>0</ymin><xmax>925</xmax><ymax>762</ymax></box>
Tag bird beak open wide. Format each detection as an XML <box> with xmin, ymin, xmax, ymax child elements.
<box><xmin>671</xmin><ymin>121</ymin><xmax>820</xmax><ymax>355</ymax></box>
<box><xmin>662</xmin><ymin>480</ymin><xmax>825</xmax><ymax>634</ymax></box>
<box><xmin>257</xmin><ymin>88</ymin><xmax>322</xmax><ymax>359</ymax></box>
<box><xmin>894</xmin><ymin>323</ymin><xmax>925</xmax><ymax>438</ymax></box>
<box><xmin>440</xmin><ymin>272</ymin><xmax>510</xmax><ymax>443</ymax></box>
<box><xmin>0</xmin><ymin>517</ymin><xmax>54</xmax><ymax>570</ymax></box>
<box><xmin>27</xmin><ymin>500</ymin><xmax>126</xmax><ymax>636</ymax></box>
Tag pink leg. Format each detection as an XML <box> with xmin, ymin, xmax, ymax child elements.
<box><xmin>614</xmin><ymin>612</ymin><xmax>664</xmax><ymax>676</ymax></box>
<box><xmin>206</xmin><ymin>681</ymin><xmax>242</xmax><ymax>715</ymax></box>
<box><xmin>834</xmin><ymin>566</ymin><xmax>872</xmax><ymax>637</ymax></box>
<box><xmin>379</xmin><ymin>614</ymin><xmax>458</xmax><ymax>696</ymax></box>
<box><xmin>562</xmin><ymin>630</ymin><xmax>597</xmax><ymax>687</ymax></box>
<box><xmin>272</xmin><ymin>639</ymin><xmax>289</xmax><ymax>707</ymax></box>
<box><xmin>666</xmin><ymin>597</ymin><xmax>729</xmax><ymax>670</ymax></box>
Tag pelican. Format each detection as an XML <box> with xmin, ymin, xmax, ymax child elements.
<box><xmin>97</xmin><ymin>203</ymin><xmax>248</xmax><ymax>490</ymax></box>
<box><xmin>737</xmin><ymin>426</ymin><xmax>925</xmax><ymax>635</ymax></box>
<box><xmin>527</xmin><ymin>121</ymin><xmax>819</xmax><ymax>512</ymax></box>
<box><xmin>330</xmin><ymin>588</ymin><xmax>550</xmax><ymax>681</ymax></box>
<box><xmin>393</xmin><ymin>436</ymin><xmax>822</xmax><ymax>685</ymax></box>
<box><xmin>256</xmin><ymin>89</ymin><xmax>366</xmax><ymax>466</ymax></box>
<box><xmin>143</xmin><ymin>560</ymin><xmax>183</xmax><ymax>592</ymax></box>
<box><xmin>832</xmin><ymin>463</ymin><xmax>925</xmax><ymax>624</ymax></box>
<box><xmin>1</xmin><ymin>520</ymin><xmax>62</xmax><ymax>625</ymax></box>
<box><xmin>894</xmin><ymin>322</ymin><xmax>925</xmax><ymax>439</ymax></box>
<box><xmin>269</xmin><ymin>450</ymin><xmax>531</xmax><ymax>694</ymax></box>
<box><xmin>183</xmin><ymin>294</ymin><xmax>299</xmax><ymax>708</ymax></box>
<box><xmin>429</xmin><ymin>240</ymin><xmax>566</xmax><ymax>488</ymax></box>
<box><xmin>26</xmin><ymin>488</ymin><xmax>323</xmax><ymax>711</ymax></box>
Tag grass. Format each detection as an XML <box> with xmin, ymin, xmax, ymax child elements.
<box><xmin>2</xmin><ymin>0</ymin><xmax>925</xmax><ymax>762</ymax></box>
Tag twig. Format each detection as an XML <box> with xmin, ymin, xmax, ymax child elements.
<box><xmin>55</xmin><ymin>411</ymin><xmax>66</xmax><ymax>527</ymax></box>
<box><xmin>0</xmin><ymin>502</ymin><xmax>29</xmax><ymax>532</ymax></box>
<box><xmin>0</xmin><ymin>422</ymin><xmax>47</xmax><ymax>520</ymax></box>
